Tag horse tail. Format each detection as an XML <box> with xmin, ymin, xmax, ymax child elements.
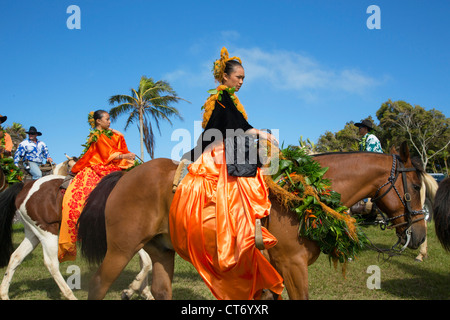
<box><xmin>433</xmin><ymin>177</ymin><xmax>450</xmax><ymax>252</ymax></box>
<box><xmin>77</xmin><ymin>171</ymin><xmax>124</xmax><ymax>265</ymax></box>
<box><xmin>0</xmin><ymin>182</ymin><xmax>24</xmax><ymax>267</ymax></box>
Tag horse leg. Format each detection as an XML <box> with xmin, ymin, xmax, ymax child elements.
<box><xmin>415</xmin><ymin>222</ymin><xmax>428</xmax><ymax>262</ymax></box>
<box><xmin>145</xmin><ymin>243</ymin><xmax>175</xmax><ymax>300</ymax></box>
<box><xmin>0</xmin><ymin>227</ymin><xmax>39</xmax><ymax>300</ymax></box>
<box><xmin>269</xmin><ymin>247</ymin><xmax>310</xmax><ymax>299</ymax></box>
<box><xmin>121</xmin><ymin>249</ymin><xmax>154</xmax><ymax>300</ymax></box>
<box><xmin>88</xmin><ymin>245</ymin><xmax>136</xmax><ymax>300</ymax></box>
<box><xmin>40</xmin><ymin>233</ymin><xmax>77</xmax><ymax>300</ymax></box>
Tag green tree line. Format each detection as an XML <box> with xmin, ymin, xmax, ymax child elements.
<box><xmin>312</xmin><ymin>99</ymin><xmax>449</xmax><ymax>174</ymax></box>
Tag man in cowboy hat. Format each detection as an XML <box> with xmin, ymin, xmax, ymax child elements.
<box><xmin>14</xmin><ymin>126</ymin><xmax>53</xmax><ymax>180</ymax></box>
<box><xmin>354</xmin><ymin>119</ymin><xmax>383</xmax><ymax>153</ymax></box>
<box><xmin>351</xmin><ymin>118</ymin><xmax>383</xmax><ymax>217</ymax></box>
<box><xmin>0</xmin><ymin>114</ymin><xmax>13</xmax><ymax>157</ymax></box>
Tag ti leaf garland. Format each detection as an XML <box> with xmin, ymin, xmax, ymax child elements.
<box><xmin>267</xmin><ymin>145</ymin><xmax>368</xmax><ymax>263</ymax></box>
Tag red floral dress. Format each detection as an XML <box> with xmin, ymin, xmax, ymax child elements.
<box><xmin>58</xmin><ymin>132</ymin><xmax>133</xmax><ymax>262</ymax></box>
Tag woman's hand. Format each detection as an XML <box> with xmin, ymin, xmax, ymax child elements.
<box><xmin>118</xmin><ymin>153</ymin><xmax>136</xmax><ymax>161</ymax></box>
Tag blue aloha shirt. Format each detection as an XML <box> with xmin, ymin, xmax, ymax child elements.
<box><xmin>14</xmin><ymin>139</ymin><xmax>51</xmax><ymax>166</ymax></box>
<box><xmin>360</xmin><ymin>133</ymin><xmax>383</xmax><ymax>153</ymax></box>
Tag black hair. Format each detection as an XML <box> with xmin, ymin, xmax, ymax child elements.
<box><xmin>224</xmin><ymin>60</ymin><xmax>243</xmax><ymax>76</ymax></box>
<box><xmin>94</xmin><ymin>110</ymin><xmax>108</xmax><ymax>122</ymax></box>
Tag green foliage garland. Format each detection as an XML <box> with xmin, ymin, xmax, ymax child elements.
<box><xmin>80</xmin><ymin>129</ymin><xmax>113</xmax><ymax>157</ymax></box>
<box><xmin>0</xmin><ymin>157</ymin><xmax>24</xmax><ymax>184</ymax></box>
<box><xmin>270</xmin><ymin>145</ymin><xmax>368</xmax><ymax>263</ymax></box>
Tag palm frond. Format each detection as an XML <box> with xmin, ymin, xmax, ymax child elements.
<box><xmin>109</xmin><ymin>103</ymin><xmax>135</xmax><ymax>121</ymax></box>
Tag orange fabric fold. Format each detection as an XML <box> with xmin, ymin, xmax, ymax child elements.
<box><xmin>58</xmin><ymin>132</ymin><xmax>133</xmax><ymax>263</ymax></box>
<box><xmin>71</xmin><ymin>131</ymin><xmax>133</xmax><ymax>174</ymax></box>
<box><xmin>169</xmin><ymin>142</ymin><xmax>284</xmax><ymax>299</ymax></box>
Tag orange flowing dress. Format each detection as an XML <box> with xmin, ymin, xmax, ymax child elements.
<box><xmin>58</xmin><ymin>131</ymin><xmax>133</xmax><ymax>262</ymax></box>
<box><xmin>169</xmin><ymin>89</ymin><xmax>284</xmax><ymax>299</ymax></box>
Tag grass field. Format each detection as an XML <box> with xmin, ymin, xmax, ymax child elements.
<box><xmin>1</xmin><ymin>221</ymin><xmax>449</xmax><ymax>300</ymax></box>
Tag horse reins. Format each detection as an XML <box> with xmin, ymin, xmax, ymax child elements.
<box><xmin>371</xmin><ymin>155</ymin><xmax>425</xmax><ymax>231</ymax></box>
<box><xmin>364</xmin><ymin>155</ymin><xmax>426</xmax><ymax>258</ymax></box>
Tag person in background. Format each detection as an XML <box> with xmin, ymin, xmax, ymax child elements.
<box><xmin>14</xmin><ymin>126</ymin><xmax>53</xmax><ymax>179</ymax></box>
<box><xmin>58</xmin><ymin>109</ymin><xmax>135</xmax><ymax>262</ymax></box>
<box><xmin>352</xmin><ymin>119</ymin><xmax>383</xmax><ymax>218</ymax></box>
<box><xmin>355</xmin><ymin>119</ymin><xmax>383</xmax><ymax>153</ymax></box>
<box><xmin>0</xmin><ymin>114</ymin><xmax>13</xmax><ymax>157</ymax></box>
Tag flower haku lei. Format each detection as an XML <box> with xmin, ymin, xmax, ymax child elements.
<box><xmin>212</xmin><ymin>47</ymin><xmax>242</xmax><ymax>83</ymax></box>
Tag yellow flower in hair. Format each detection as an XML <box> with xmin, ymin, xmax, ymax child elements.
<box><xmin>88</xmin><ymin>111</ymin><xmax>95</xmax><ymax>128</ymax></box>
<box><xmin>212</xmin><ymin>47</ymin><xmax>242</xmax><ymax>83</ymax></box>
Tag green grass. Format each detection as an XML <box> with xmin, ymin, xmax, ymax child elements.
<box><xmin>1</xmin><ymin>221</ymin><xmax>449</xmax><ymax>300</ymax></box>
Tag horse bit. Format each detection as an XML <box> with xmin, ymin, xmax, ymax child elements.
<box><xmin>368</xmin><ymin>155</ymin><xmax>425</xmax><ymax>255</ymax></box>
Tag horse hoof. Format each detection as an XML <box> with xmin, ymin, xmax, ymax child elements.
<box><xmin>121</xmin><ymin>291</ymin><xmax>132</xmax><ymax>300</ymax></box>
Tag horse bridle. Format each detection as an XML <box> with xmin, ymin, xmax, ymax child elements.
<box><xmin>366</xmin><ymin>155</ymin><xmax>425</xmax><ymax>256</ymax></box>
<box><xmin>371</xmin><ymin>155</ymin><xmax>425</xmax><ymax>230</ymax></box>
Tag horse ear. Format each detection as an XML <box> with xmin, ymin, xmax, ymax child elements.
<box><xmin>390</xmin><ymin>146</ymin><xmax>398</xmax><ymax>155</ymax></box>
<box><xmin>399</xmin><ymin>141</ymin><xmax>411</xmax><ymax>163</ymax></box>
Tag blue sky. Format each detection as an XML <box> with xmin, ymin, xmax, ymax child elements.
<box><xmin>1</xmin><ymin>0</ymin><xmax>449</xmax><ymax>163</ymax></box>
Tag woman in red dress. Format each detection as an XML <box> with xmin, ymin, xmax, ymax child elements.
<box><xmin>58</xmin><ymin>110</ymin><xmax>135</xmax><ymax>262</ymax></box>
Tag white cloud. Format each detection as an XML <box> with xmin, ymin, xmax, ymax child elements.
<box><xmin>163</xmin><ymin>46</ymin><xmax>382</xmax><ymax>102</ymax></box>
<box><xmin>236</xmin><ymin>47</ymin><xmax>380</xmax><ymax>96</ymax></box>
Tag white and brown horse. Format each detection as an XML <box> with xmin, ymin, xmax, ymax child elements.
<box><xmin>0</xmin><ymin>156</ymin><xmax>152</xmax><ymax>300</ymax></box>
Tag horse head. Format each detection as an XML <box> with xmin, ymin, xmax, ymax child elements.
<box><xmin>374</xmin><ymin>141</ymin><xmax>427</xmax><ymax>250</ymax></box>
<box><xmin>52</xmin><ymin>154</ymin><xmax>78</xmax><ymax>176</ymax></box>
<box><xmin>65</xmin><ymin>154</ymin><xmax>78</xmax><ymax>172</ymax></box>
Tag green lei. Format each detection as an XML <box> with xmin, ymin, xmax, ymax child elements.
<box><xmin>0</xmin><ymin>128</ymin><xmax>23</xmax><ymax>184</ymax></box>
<box><xmin>0</xmin><ymin>157</ymin><xmax>24</xmax><ymax>184</ymax></box>
<box><xmin>269</xmin><ymin>145</ymin><xmax>368</xmax><ymax>263</ymax></box>
<box><xmin>80</xmin><ymin>128</ymin><xmax>113</xmax><ymax>157</ymax></box>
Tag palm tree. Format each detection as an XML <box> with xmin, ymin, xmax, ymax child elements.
<box><xmin>109</xmin><ymin>76</ymin><xmax>188</xmax><ymax>160</ymax></box>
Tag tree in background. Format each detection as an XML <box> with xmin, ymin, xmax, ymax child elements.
<box><xmin>376</xmin><ymin>99</ymin><xmax>450</xmax><ymax>171</ymax></box>
<box><xmin>4</xmin><ymin>122</ymin><xmax>26</xmax><ymax>153</ymax></box>
<box><xmin>315</xmin><ymin>116</ymin><xmax>380</xmax><ymax>153</ymax></box>
<box><xmin>109</xmin><ymin>76</ymin><xmax>188</xmax><ymax>160</ymax></box>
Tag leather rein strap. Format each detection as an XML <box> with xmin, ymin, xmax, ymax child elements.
<box><xmin>371</xmin><ymin>155</ymin><xmax>425</xmax><ymax>231</ymax></box>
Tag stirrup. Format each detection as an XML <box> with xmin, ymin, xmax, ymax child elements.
<box><xmin>255</xmin><ymin>219</ymin><xmax>265</xmax><ymax>250</ymax></box>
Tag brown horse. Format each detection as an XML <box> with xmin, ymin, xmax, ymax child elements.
<box><xmin>77</xmin><ymin>142</ymin><xmax>426</xmax><ymax>300</ymax></box>
<box><xmin>433</xmin><ymin>177</ymin><xmax>450</xmax><ymax>252</ymax></box>
<box><xmin>0</xmin><ymin>157</ymin><xmax>153</xmax><ymax>300</ymax></box>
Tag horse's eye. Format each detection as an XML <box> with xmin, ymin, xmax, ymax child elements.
<box><xmin>413</xmin><ymin>184</ymin><xmax>421</xmax><ymax>191</ymax></box>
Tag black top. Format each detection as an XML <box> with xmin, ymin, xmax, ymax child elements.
<box><xmin>182</xmin><ymin>90</ymin><xmax>253</xmax><ymax>162</ymax></box>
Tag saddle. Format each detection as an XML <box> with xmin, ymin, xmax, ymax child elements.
<box><xmin>171</xmin><ymin>158</ymin><xmax>265</xmax><ymax>250</ymax></box>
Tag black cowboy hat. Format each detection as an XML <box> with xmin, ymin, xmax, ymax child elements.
<box><xmin>25</xmin><ymin>126</ymin><xmax>42</xmax><ymax>136</ymax></box>
<box><xmin>354</xmin><ymin>119</ymin><xmax>374</xmax><ymax>130</ymax></box>
<box><xmin>0</xmin><ymin>115</ymin><xmax>7</xmax><ymax>124</ymax></box>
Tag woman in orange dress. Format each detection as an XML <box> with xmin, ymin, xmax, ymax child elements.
<box><xmin>169</xmin><ymin>48</ymin><xmax>284</xmax><ymax>299</ymax></box>
<box><xmin>58</xmin><ymin>110</ymin><xmax>135</xmax><ymax>262</ymax></box>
